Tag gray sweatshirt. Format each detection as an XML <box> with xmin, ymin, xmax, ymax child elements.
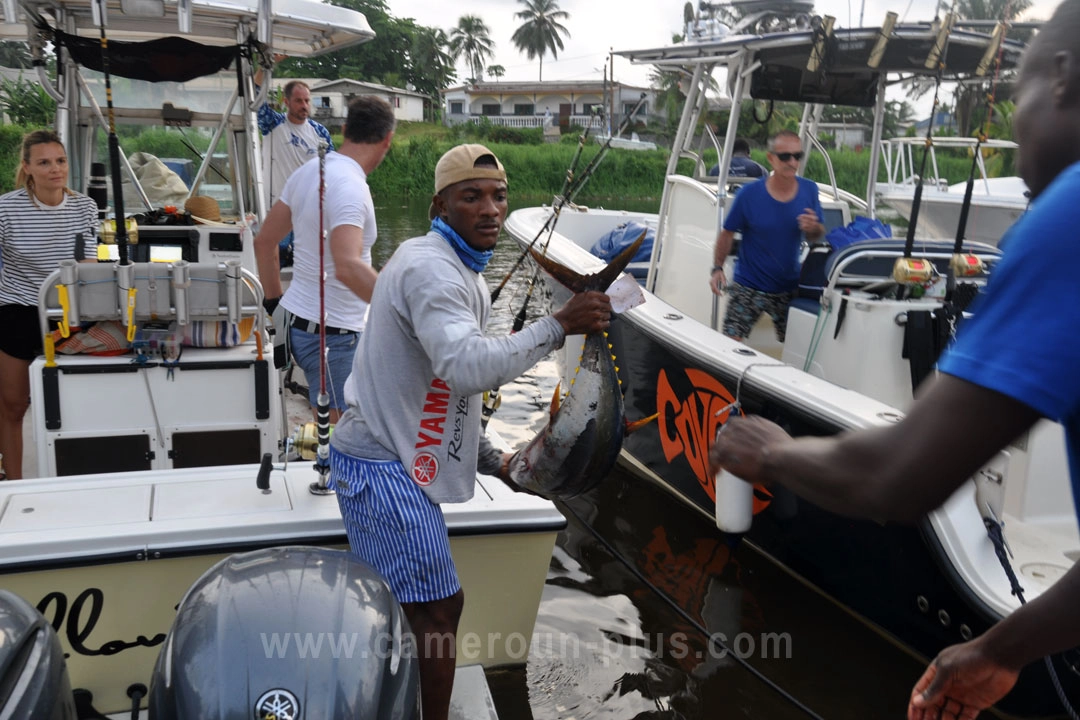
<box><xmin>332</xmin><ymin>231</ymin><xmax>565</xmax><ymax>504</ymax></box>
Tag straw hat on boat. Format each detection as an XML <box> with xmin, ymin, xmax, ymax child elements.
<box><xmin>184</xmin><ymin>195</ymin><xmax>221</xmax><ymax>223</ymax></box>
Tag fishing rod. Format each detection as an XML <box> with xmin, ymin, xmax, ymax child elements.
<box><xmin>488</xmin><ymin>112</ymin><xmax>598</xmax><ymax>304</ymax></box>
<box><xmin>482</xmin><ymin>112</ymin><xmax>600</xmax><ymax>427</ymax></box>
<box><xmin>310</xmin><ymin>141</ymin><xmax>333</xmax><ymax>495</ymax></box>
<box><xmin>174</xmin><ymin>127</ymin><xmax>231</xmax><ymax>185</ymax></box>
<box><xmin>95</xmin><ymin>0</ymin><xmax>140</xmax><ymax>346</ymax></box>
<box><xmin>952</xmin><ymin>10</ymin><xmax>1011</xmax><ymax>253</ymax></box>
<box><xmin>944</xmin><ymin>15</ymin><xmax>1009</xmax><ymax>300</ymax></box>
<box><xmin>561</xmin><ymin>93</ymin><xmax>650</xmax><ymax>204</ymax></box>
<box><xmin>491</xmin><ymin>93</ymin><xmax>651</xmax><ymax>305</ymax></box>
<box><xmin>96</xmin><ymin>0</ymin><xmax>130</xmax><ymax>266</ymax></box>
<box><xmin>894</xmin><ymin>11</ymin><xmax>954</xmax><ymax>293</ymax></box>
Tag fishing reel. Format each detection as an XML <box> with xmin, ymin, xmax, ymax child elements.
<box><xmin>255</xmin><ymin>422</ymin><xmax>333</xmax><ymax>495</ymax></box>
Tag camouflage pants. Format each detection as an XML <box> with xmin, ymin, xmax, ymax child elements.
<box><xmin>722</xmin><ymin>282</ymin><xmax>794</xmax><ymax>342</ymax></box>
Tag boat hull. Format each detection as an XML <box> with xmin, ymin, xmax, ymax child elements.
<box><xmin>507</xmin><ymin>208</ymin><xmax>1080</xmax><ymax>717</ymax></box>
<box><xmin>0</xmin><ymin>466</ymin><xmax>563</xmax><ymax>714</ymax></box>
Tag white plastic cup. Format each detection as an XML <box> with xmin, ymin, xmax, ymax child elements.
<box><xmin>715</xmin><ymin>469</ymin><xmax>753</xmax><ymax>534</ymax></box>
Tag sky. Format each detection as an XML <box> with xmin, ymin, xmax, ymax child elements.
<box><xmin>385</xmin><ymin>0</ymin><xmax>1062</xmax><ymax>117</ymax></box>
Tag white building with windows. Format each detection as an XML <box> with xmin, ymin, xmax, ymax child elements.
<box><xmin>441</xmin><ymin>80</ymin><xmax>659</xmax><ymax>132</ymax></box>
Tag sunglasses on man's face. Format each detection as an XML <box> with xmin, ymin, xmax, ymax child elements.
<box><xmin>772</xmin><ymin>151</ymin><xmax>804</xmax><ymax>162</ymax></box>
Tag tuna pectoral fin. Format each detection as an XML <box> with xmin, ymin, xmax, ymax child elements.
<box><xmin>625</xmin><ymin>412</ymin><xmax>658</xmax><ymax>435</ymax></box>
<box><xmin>529</xmin><ymin>231</ymin><xmax>647</xmax><ymax>293</ymax></box>
<box><xmin>549</xmin><ymin>382</ymin><xmax>562</xmax><ymax>418</ymax></box>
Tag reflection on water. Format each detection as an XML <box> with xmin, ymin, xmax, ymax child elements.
<box><xmin>376</xmin><ymin>197</ymin><xmax>917</xmax><ymax>719</ymax></box>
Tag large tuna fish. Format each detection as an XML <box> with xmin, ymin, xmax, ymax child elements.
<box><xmin>506</xmin><ymin>233</ymin><xmax>651</xmax><ymax>499</ymax></box>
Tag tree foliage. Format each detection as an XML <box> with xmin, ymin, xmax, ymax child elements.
<box><xmin>511</xmin><ymin>0</ymin><xmax>571</xmax><ymax>82</ymax></box>
<box><xmin>0</xmin><ymin>77</ymin><xmax>56</xmax><ymax>127</ymax></box>
<box><xmin>449</xmin><ymin>15</ymin><xmax>495</xmax><ymax>83</ymax></box>
<box><xmin>0</xmin><ymin>41</ymin><xmax>31</xmax><ymax>69</ymax></box>
<box><xmin>270</xmin><ymin>0</ymin><xmax>457</xmax><ymax>116</ymax></box>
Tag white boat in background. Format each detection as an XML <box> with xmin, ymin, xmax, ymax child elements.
<box><xmin>594</xmin><ymin>133</ymin><xmax>658</xmax><ymax>151</ymax></box>
<box><xmin>0</xmin><ymin>0</ymin><xmax>562</xmax><ymax>716</ymax></box>
<box><xmin>878</xmin><ymin>136</ymin><xmax>1029</xmax><ymax>246</ymax></box>
<box><xmin>507</xmin><ymin>7</ymin><xmax>1079</xmax><ymax>717</ymax></box>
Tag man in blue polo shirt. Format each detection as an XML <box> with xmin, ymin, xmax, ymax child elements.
<box><xmin>709</xmin><ymin>130</ymin><xmax>824</xmax><ymax>341</ymax></box>
<box><xmin>708</xmin><ymin>2</ymin><xmax>1080</xmax><ymax>715</ymax></box>
<box><xmin>708</xmin><ymin>137</ymin><xmax>766</xmax><ymax>178</ymax></box>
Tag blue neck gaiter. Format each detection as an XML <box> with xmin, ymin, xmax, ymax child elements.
<box><xmin>431</xmin><ymin>216</ymin><xmax>493</xmax><ymax>272</ymax></box>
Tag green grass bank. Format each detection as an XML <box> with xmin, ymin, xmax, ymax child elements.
<box><xmin>0</xmin><ymin>121</ymin><xmax>983</xmax><ymax>201</ymax></box>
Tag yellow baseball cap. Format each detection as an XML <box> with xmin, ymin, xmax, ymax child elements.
<box><xmin>429</xmin><ymin>144</ymin><xmax>507</xmax><ymax>219</ymax></box>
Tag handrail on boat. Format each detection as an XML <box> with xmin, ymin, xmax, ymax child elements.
<box><xmin>37</xmin><ymin>261</ymin><xmax>267</xmax><ymax>346</ymax></box>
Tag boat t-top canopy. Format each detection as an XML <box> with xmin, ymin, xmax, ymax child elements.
<box><xmin>620</xmin><ymin>15</ymin><xmax>1026</xmax><ymax>215</ymax></box>
<box><xmin>0</xmin><ymin>0</ymin><xmax>373</xmax><ymax>57</ymax></box>
<box><xmin>620</xmin><ymin>22</ymin><xmax>1024</xmax><ymax>105</ymax></box>
<box><xmin>0</xmin><ymin>0</ymin><xmax>375</xmax><ymax>221</ymax></box>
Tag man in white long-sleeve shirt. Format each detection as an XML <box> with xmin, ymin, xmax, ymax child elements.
<box><xmin>330</xmin><ymin>144</ymin><xmax>612</xmax><ymax>720</ymax></box>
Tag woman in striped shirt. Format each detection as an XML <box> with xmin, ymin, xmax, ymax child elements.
<box><xmin>0</xmin><ymin>130</ymin><xmax>97</xmax><ymax>479</ymax></box>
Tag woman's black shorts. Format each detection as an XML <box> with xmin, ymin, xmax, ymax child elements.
<box><xmin>0</xmin><ymin>304</ymin><xmax>45</xmax><ymax>361</ymax></box>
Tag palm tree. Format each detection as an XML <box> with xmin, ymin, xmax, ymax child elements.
<box><xmin>510</xmin><ymin>0</ymin><xmax>570</xmax><ymax>82</ymax></box>
<box><xmin>449</xmin><ymin>15</ymin><xmax>495</xmax><ymax>83</ymax></box>
<box><xmin>487</xmin><ymin>64</ymin><xmax>506</xmax><ymax>80</ymax></box>
<box><xmin>411</xmin><ymin>26</ymin><xmax>457</xmax><ymax>97</ymax></box>
<box><xmin>0</xmin><ymin>41</ymin><xmax>31</xmax><ymax>69</ymax></box>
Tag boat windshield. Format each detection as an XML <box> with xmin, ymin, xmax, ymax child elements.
<box><xmin>74</xmin><ymin>68</ymin><xmax>249</xmax><ymax>217</ymax></box>
<box><xmin>79</xmin><ymin>68</ymin><xmax>241</xmax><ymax>116</ymax></box>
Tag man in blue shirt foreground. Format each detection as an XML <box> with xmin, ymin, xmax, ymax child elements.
<box><xmin>710</xmin><ymin>130</ymin><xmax>824</xmax><ymax>341</ymax></box>
<box><xmin>709</xmin><ymin>3</ymin><xmax>1080</xmax><ymax>716</ymax></box>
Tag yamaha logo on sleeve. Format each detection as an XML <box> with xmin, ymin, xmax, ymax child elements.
<box><xmin>255</xmin><ymin>688</ymin><xmax>300</xmax><ymax>720</ymax></box>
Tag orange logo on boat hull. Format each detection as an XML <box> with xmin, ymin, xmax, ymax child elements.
<box><xmin>656</xmin><ymin>367</ymin><xmax>770</xmax><ymax>514</ymax></box>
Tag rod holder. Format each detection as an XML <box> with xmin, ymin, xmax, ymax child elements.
<box><xmin>224</xmin><ymin>259</ymin><xmax>242</xmax><ymax>325</ymax></box>
<box><xmin>59</xmin><ymin>260</ymin><xmax>81</xmax><ymax>328</ymax></box>
<box><xmin>116</xmin><ymin>262</ymin><xmax>135</xmax><ymax>328</ymax></box>
<box><xmin>171</xmin><ymin>260</ymin><xmax>191</xmax><ymax>326</ymax></box>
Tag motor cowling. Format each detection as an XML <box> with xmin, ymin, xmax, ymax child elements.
<box><xmin>149</xmin><ymin>546</ymin><xmax>419</xmax><ymax>719</ymax></box>
<box><xmin>0</xmin><ymin>590</ymin><xmax>77</xmax><ymax>720</ymax></box>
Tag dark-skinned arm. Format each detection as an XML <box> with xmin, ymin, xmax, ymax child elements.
<box><xmin>708</xmin><ymin>373</ymin><xmax>1041</xmax><ymax>523</ymax></box>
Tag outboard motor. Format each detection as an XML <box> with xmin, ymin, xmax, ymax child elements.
<box><xmin>149</xmin><ymin>546</ymin><xmax>419</xmax><ymax>718</ymax></box>
<box><xmin>0</xmin><ymin>590</ymin><xmax>77</xmax><ymax>719</ymax></box>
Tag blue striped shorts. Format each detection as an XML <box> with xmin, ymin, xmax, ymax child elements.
<box><xmin>331</xmin><ymin>446</ymin><xmax>461</xmax><ymax>603</ymax></box>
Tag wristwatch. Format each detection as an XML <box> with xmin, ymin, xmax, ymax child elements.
<box><xmin>711</xmin><ymin>265</ymin><xmax>724</xmax><ymax>274</ymax></box>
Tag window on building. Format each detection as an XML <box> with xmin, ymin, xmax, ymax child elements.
<box><xmin>393</xmin><ymin>97</ymin><xmax>401</xmax><ymax>108</ymax></box>
<box><xmin>582</xmin><ymin>102</ymin><xmax>600</xmax><ymax>115</ymax></box>
<box><xmin>513</xmin><ymin>103</ymin><xmax>535</xmax><ymax>116</ymax></box>
<box><xmin>450</xmin><ymin>101</ymin><xmax>464</xmax><ymax>114</ymax></box>
<box><xmin>623</xmin><ymin>101</ymin><xmax>647</xmax><ymax>117</ymax></box>
<box><xmin>318</xmin><ymin>96</ymin><xmax>331</xmax><ymax>109</ymax></box>
<box><xmin>481</xmin><ymin>104</ymin><xmax>501</xmax><ymax>116</ymax></box>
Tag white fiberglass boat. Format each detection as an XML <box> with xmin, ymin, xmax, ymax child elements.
<box><xmin>507</xmin><ymin>7</ymin><xmax>1078</xmax><ymax>717</ymax></box>
<box><xmin>0</xmin><ymin>0</ymin><xmax>562</xmax><ymax>716</ymax></box>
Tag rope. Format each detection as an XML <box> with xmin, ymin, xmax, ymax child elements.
<box><xmin>802</xmin><ymin>302</ymin><xmax>833</xmax><ymax>373</ymax></box>
<box><xmin>982</xmin><ymin>512</ymin><xmax>1080</xmax><ymax>719</ymax></box>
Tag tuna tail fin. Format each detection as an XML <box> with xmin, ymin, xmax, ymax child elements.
<box><xmin>529</xmin><ymin>230</ymin><xmax>647</xmax><ymax>293</ymax></box>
